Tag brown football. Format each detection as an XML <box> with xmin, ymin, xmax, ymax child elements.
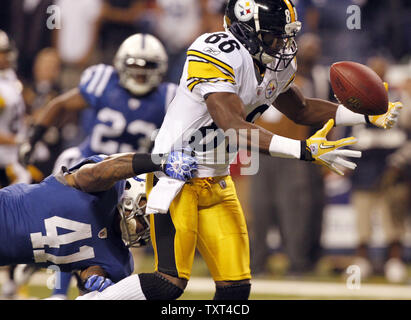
<box><xmin>330</xmin><ymin>61</ymin><xmax>388</xmax><ymax>115</ymax></box>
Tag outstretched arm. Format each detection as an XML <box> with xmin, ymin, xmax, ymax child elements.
<box><xmin>67</xmin><ymin>151</ymin><xmax>197</xmax><ymax>192</ymax></box>
<box><xmin>18</xmin><ymin>88</ymin><xmax>87</xmax><ymax>166</ymax></box>
<box><xmin>67</xmin><ymin>153</ymin><xmax>163</xmax><ymax>193</ymax></box>
<box><xmin>275</xmin><ymin>84</ymin><xmax>403</xmax><ymax>129</ymax></box>
<box><xmin>274</xmin><ymin>85</ymin><xmax>338</xmax><ymax>127</ymax></box>
<box><xmin>205</xmin><ymin>91</ymin><xmax>360</xmax><ymax>175</ymax></box>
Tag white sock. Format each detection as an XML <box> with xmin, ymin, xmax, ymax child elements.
<box><xmin>75</xmin><ymin>274</ymin><xmax>146</xmax><ymax>300</ymax></box>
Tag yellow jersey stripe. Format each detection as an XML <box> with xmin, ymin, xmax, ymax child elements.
<box><xmin>0</xmin><ymin>95</ymin><xmax>5</xmax><ymax>110</ymax></box>
<box><xmin>187</xmin><ymin>78</ymin><xmax>235</xmax><ymax>92</ymax></box>
<box><xmin>187</xmin><ymin>50</ymin><xmax>235</xmax><ymax>78</ymax></box>
<box><xmin>283</xmin><ymin>0</ymin><xmax>296</xmax><ymax>22</ymax></box>
<box><xmin>284</xmin><ymin>73</ymin><xmax>296</xmax><ymax>89</ymax></box>
<box><xmin>187</xmin><ymin>60</ymin><xmax>235</xmax><ymax>83</ymax></box>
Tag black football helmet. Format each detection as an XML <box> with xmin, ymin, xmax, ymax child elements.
<box><xmin>224</xmin><ymin>0</ymin><xmax>301</xmax><ymax>71</ymax></box>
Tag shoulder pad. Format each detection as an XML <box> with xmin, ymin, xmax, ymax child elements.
<box><xmin>78</xmin><ymin>64</ymin><xmax>115</xmax><ymax>106</ymax></box>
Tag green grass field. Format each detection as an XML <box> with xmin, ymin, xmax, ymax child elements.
<box><xmin>2</xmin><ymin>252</ymin><xmax>411</xmax><ymax>300</ymax></box>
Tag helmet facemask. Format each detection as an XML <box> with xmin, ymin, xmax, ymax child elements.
<box><xmin>114</xmin><ymin>33</ymin><xmax>168</xmax><ymax>96</ymax></box>
<box><xmin>254</xmin><ymin>24</ymin><xmax>300</xmax><ymax>71</ymax></box>
<box><xmin>118</xmin><ymin>55</ymin><xmax>165</xmax><ymax>96</ymax></box>
<box><xmin>118</xmin><ymin>177</ymin><xmax>150</xmax><ymax>248</ymax></box>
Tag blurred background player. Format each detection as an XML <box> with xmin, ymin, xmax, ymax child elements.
<box><xmin>349</xmin><ymin>56</ymin><xmax>408</xmax><ymax>282</ymax></box>
<box><xmin>249</xmin><ymin>33</ymin><xmax>330</xmax><ymax>277</ymax></box>
<box><xmin>22</xmin><ymin>47</ymin><xmax>65</xmax><ymax>179</ymax></box>
<box><xmin>0</xmin><ymin>29</ymin><xmax>32</xmax><ymax>299</ymax></box>
<box><xmin>20</xmin><ymin>32</ymin><xmax>173</xmax><ymax>175</ymax></box>
<box><xmin>18</xmin><ymin>33</ymin><xmax>175</xmax><ymax>299</ymax></box>
<box><xmin>381</xmin><ymin>74</ymin><xmax>411</xmax><ymax>282</ymax></box>
<box><xmin>0</xmin><ymin>30</ymin><xmax>30</xmax><ymax>187</ymax></box>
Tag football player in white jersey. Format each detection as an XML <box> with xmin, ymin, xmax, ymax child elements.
<box><xmin>0</xmin><ymin>30</ymin><xmax>30</xmax><ymax>188</ymax></box>
<box><xmin>0</xmin><ymin>29</ymin><xmax>32</xmax><ymax>299</ymax></box>
<box><xmin>77</xmin><ymin>0</ymin><xmax>403</xmax><ymax>300</ymax></box>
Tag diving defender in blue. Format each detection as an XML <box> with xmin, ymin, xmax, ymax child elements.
<box><xmin>0</xmin><ymin>151</ymin><xmax>197</xmax><ymax>295</ymax></box>
<box><xmin>17</xmin><ymin>33</ymin><xmax>175</xmax><ymax>298</ymax></box>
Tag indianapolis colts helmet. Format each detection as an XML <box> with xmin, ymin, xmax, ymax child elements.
<box><xmin>224</xmin><ymin>0</ymin><xmax>301</xmax><ymax>71</ymax></box>
<box><xmin>114</xmin><ymin>33</ymin><xmax>168</xmax><ymax>96</ymax></box>
<box><xmin>0</xmin><ymin>29</ymin><xmax>18</xmax><ymax>70</ymax></box>
<box><xmin>117</xmin><ymin>174</ymin><xmax>150</xmax><ymax>248</ymax></box>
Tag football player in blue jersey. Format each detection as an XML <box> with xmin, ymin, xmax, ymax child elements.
<box><xmin>0</xmin><ymin>151</ymin><xmax>197</xmax><ymax>298</ymax></box>
<box><xmin>18</xmin><ymin>33</ymin><xmax>176</xmax><ymax>171</ymax></box>
<box><xmin>16</xmin><ymin>33</ymin><xmax>175</xmax><ymax>299</ymax></box>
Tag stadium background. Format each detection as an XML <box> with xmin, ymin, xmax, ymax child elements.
<box><xmin>0</xmin><ymin>0</ymin><xmax>411</xmax><ymax>299</ymax></box>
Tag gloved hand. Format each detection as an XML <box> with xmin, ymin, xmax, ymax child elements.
<box><xmin>18</xmin><ymin>124</ymin><xmax>48</xmax><ymax>166</ymax></box>
<box><xmin>303</xmin><ymin>119</ymin><xmax>362</xmax><ymax>175</ymax></box>
<box><xmin>368</xmin><ymin>82</ymin><xmax>403</xmax><ymax>129</ymax></box>
<box><xmin>84</xmin><ymin>275</ymin><xmax>113</xmax><ymax>292</ymax></box>
<box><xmin>18</xmin><ymin>142</ymin><xmax>34</xmax><ymax>167</ymax></box>
<box><xmin>162</xmin><ymin>148</ymin><xmax>198</xmax><ymax>181</ymax></box>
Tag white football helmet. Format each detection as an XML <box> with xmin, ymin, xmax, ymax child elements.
<box><xmin>114</xmin><ymin>33</ymin><xmax>168</xmax><ymax>96</ymax></box>
<box><xmin>118</xmin><ymin>174</ymin><xmax>150</xmax><ymax>248</ymax></box>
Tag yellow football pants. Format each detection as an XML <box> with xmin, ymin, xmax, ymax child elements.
<box><xmin>147</xmin><ymin>174</ymin><xmax>251</xmax><ymax>282</ymax></box>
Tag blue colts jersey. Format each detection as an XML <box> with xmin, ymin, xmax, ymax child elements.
<box><xmin>0</xmin><ymin>158</ymin><xmax>133</xmax><ymax>282</ymax></box>
<box><xmin>78</xmin><ymin>64</ymin><xmax>177</xmax><ymax>157</ymax></box>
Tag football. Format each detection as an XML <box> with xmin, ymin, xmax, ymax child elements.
<box><xmin>330</xmin><ymin>61</ymin><xmax>388</xmax><ymax>115</ymax></box>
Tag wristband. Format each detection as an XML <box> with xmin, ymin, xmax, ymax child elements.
<box><xmin>132</xmin><ymin>153</ymin><xmax>164</xmax><ymax>176</ymax></box>
<box><xmin>29</xmin><ymin>125</ymin><xmax>48</xmax><ymax>145</ymax></box>
<box><xmin>268</xmin><ymin>135</ymin><xmax>301</xmax><ymax>159</ymax></box>
<box><xmin>300</xmin><ymin>141</ymin><xmax>314</xmax><ymax>161</ymax></box>
<box><xmin>335</xmin><ymin>104</ymin><xmax>367</xmax><ymax>126</ymax></box>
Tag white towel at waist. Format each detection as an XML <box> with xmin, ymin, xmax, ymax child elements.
<box><xmin>146</xmin><ymin>172</ymin><xmax>185</xmax><ymax>214</ymax></box>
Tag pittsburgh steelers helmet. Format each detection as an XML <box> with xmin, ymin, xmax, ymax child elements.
<box><xmin>224</xmin><ymin>0</ymin><xmax>301</xmax><ymax>71</ymax></box>
<box><xmin>118</xmin><ymin>175</ymin><xmax>150</xmax><ymax>248</ymax></box>
<box><xmin>0</xmin><ymin>29</ymin><xmax>18</xmax><ymax>70</ymax></box>
<box><xmin>114</xmin><ymin>33</ymin><xmax>168</xmax><ymax>96</ymax></box>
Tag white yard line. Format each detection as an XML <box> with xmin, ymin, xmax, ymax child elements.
<box><xmin>186</xmin><ymin>277</ymin><xmax>411</xmax><ymax>299</ymax></box>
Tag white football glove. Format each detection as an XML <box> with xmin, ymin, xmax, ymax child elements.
<box><xmin>368</xmin><ymin>83</ymin><xmax>403</xmax><ymax>129</ymax></box>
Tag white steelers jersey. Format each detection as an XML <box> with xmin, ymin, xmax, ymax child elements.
<box><xmin>0</xmin><ymin>69</ymin><xmax>26</xmax><ymax>167</ymax></box>
<box><xmin>152</xmin><ymin>31</ymin><xmax>297</xmax><ymax>177</ymax></box>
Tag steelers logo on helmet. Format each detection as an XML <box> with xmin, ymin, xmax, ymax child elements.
<box><xmin>225</xmin><ymin>0</ymin><xmax>301</xmax><ymax>72</ymax></box>
<box><xmin>234</xmin><ymin>0</ymin><xmax>255</xmax><ymax>22</ymax></box>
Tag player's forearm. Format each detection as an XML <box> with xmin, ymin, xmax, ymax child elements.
<box><xmin>34</xmin><ymin>89</ymin><xmax>86</xmax><ymax>127</ymax></box>
<box><xmin>34</xmin><ymin>96</ymin><xmax>69</xmax><ymax>128</ymax></box>
<box><xmin>275</xmin><ymin>85</ymin><xmax>337</xmax><ymax>127</ymax></box>
<box><xmin>233</xmin><ymin>119</ymin><xmax>303</xmax><ymax>159</ymax></box>
<box><xmin>206</xmin><ymin>92</ymin><xmax>302</xmax><ymax>159</ymax></box>
<box><xmin>0</xmin><ymin>133</ymin><xmax>18</xmax><ymax>145</ymax></box>
<box><xmin>73</xmin><ymin>153</ymin><xmax>164</xmax><ymax>192</ymax></box>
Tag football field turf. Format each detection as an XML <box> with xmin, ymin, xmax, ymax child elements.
<box><xmin>1</xmin><ymin>253</ymin><xmax>411</xmax><ymax>300</ymax></box>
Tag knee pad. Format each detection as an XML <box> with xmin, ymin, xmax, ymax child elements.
<box><xmin>213</xmin><ymin>282</ymin><xmax>251</xmax><ymax>300</ymax></box>
<box><xmin>139</xmin><ymin>272</ymin><xmax>184</xmax><ymax>300</ymax></box>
